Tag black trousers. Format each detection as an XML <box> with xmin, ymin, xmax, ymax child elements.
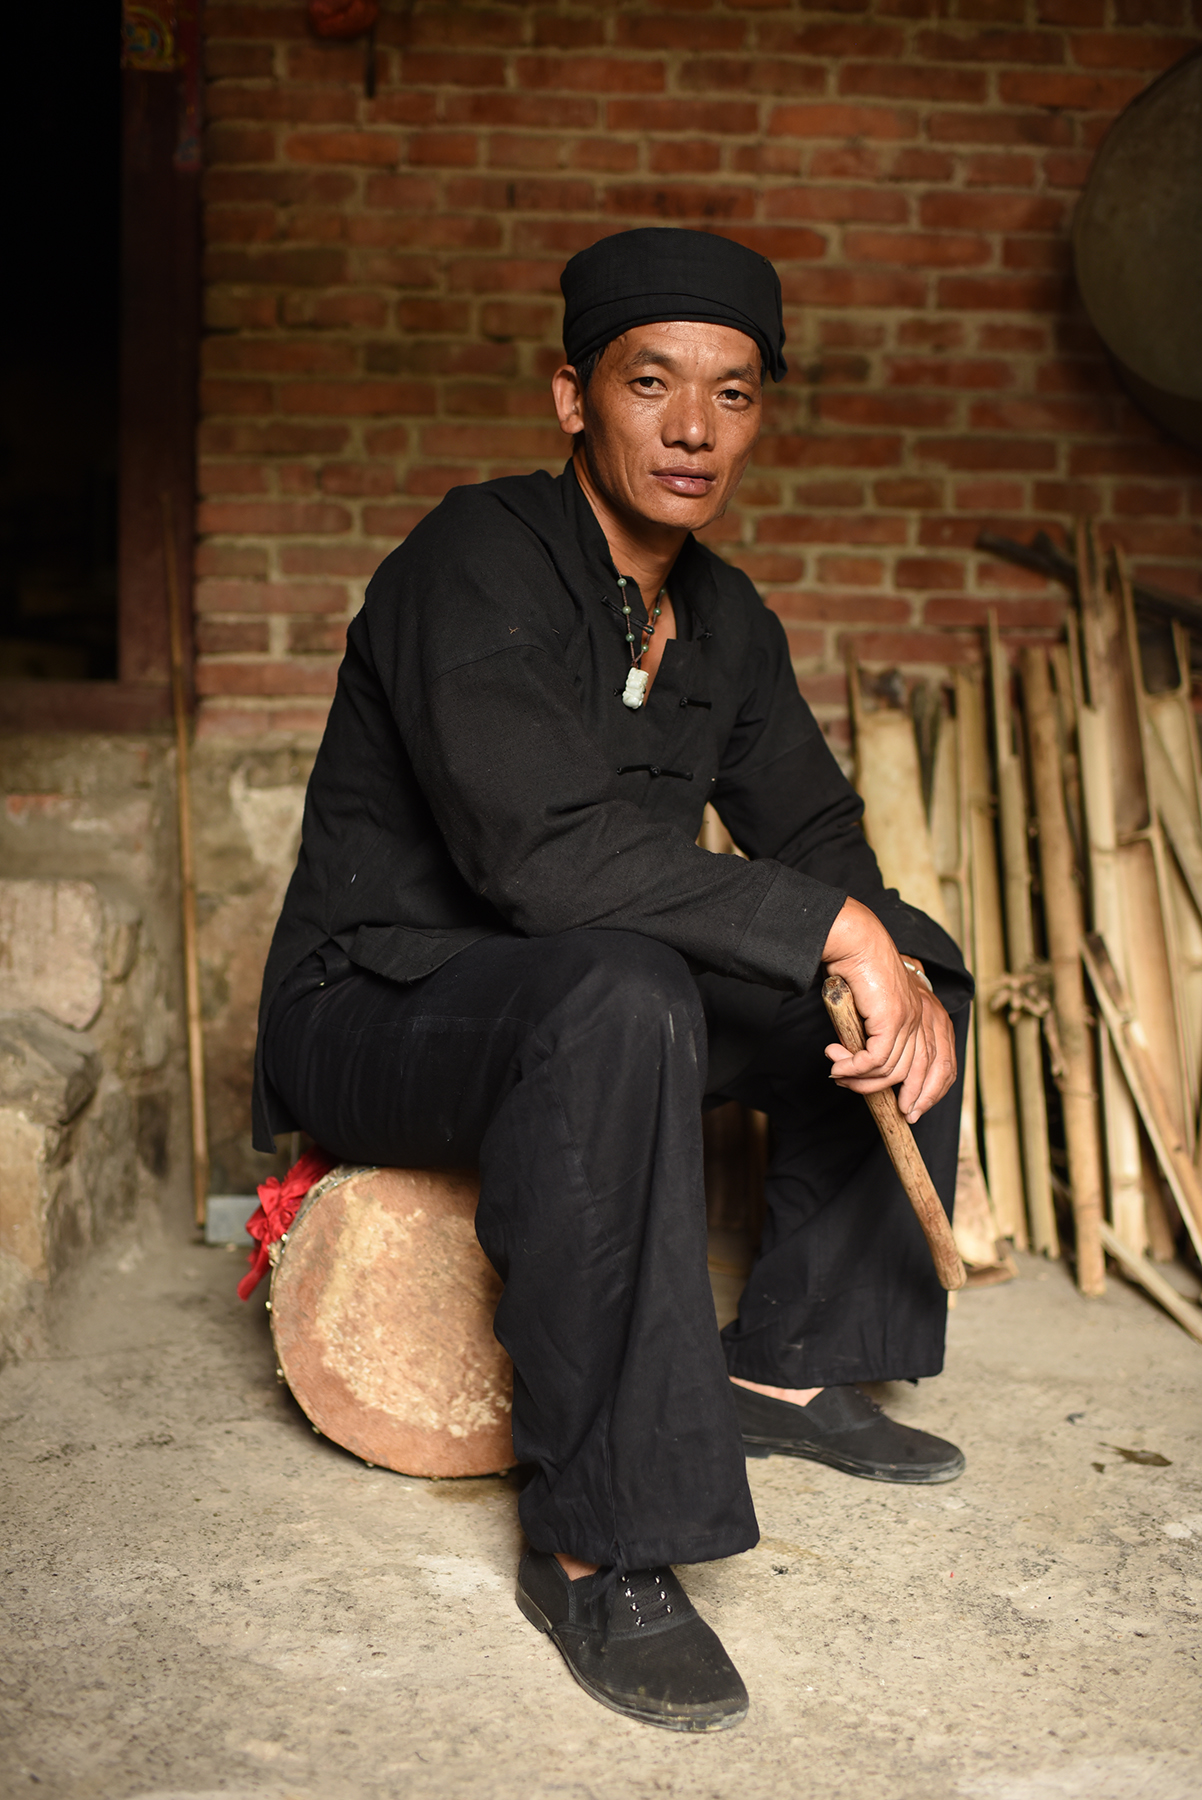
<box><xmin>263</xmin><ymin>930</ymin><xmax>968</xmax><ymax>1571</ymax></box>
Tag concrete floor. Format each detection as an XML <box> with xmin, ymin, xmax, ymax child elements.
<box><xmin>2</xmin><ymin>1220</ymin><xmax>1200</xmax><ymax>1800</ymax></box>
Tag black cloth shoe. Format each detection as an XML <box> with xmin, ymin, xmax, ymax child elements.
<box><xmin>515</xmin><ymin>1549</ymin><xmax>748</xmax><ymax>1732</ymax></box>
<box><xmin>733</xmin><ymin>1382</ymin><xmax>965</xmax><ymax>1484</ymax></box>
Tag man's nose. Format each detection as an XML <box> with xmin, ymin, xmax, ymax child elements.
<box><xmin>661</xmin><ymin>388</ymin><xmax>713</xmax><ymax>450</ymax></box>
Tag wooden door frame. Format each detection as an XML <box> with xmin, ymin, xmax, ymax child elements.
<box><xmin>0</xmin><ymin>20</ymin><xmax>199</xmax><ymax>734</ymax></box>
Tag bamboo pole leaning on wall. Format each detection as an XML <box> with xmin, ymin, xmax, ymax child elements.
<box><xmin>1144</xmin><ymin>655</ymin><xmax>1202</xmax><ymax>925</ymax></box>
<box><xmin>1098</xmin><ymin>1222</ymin><xmax>1202</xmax><ymax>1344</ymax></box>
<box><xmin>1115</xmin><ymin>547</ymin><xmax>1194</xmax><ymax>1137</ymax></box>
<box><xmin>1142</xmin><ymin>622</ymin><xmax>1202</xmax><ymax>1153</ymax></box>
<box><xmin>1081</xmin><ymin>936</ymin><xmax>1202</xmax><ymax>1272</ymax></box>
<box><xmin>958</xmin><ymin>668</ymin><xmax>1028</xmax><ymax>1248</ymax></box>
<box><xmin>930</xmin><ymin>704</ymin><xmax>968</xmax><ymax>948</ymax></box>
<box><xmin>930</xmin><ymin>699</ymin><xmax>1013</xmax><ymax>1278</ymax></box>
<box><xmin>1111</xmin><ymin>547</ymin><xmax>1194</xmax><ymax>1258</ymax></box>
<box><xmin>850</xmin><ymin>658</ymin><xmax>946</xmax><ymax>925</ymax></box>
<box><xmin>1050</xmin><ymin>640</ymin><xmax>1086</xmax><ymax>868</ymax></box>
<box><xmin>1143</xmin><ymin>648</ymin><xmax>1202</xmax><ymax>1128</ymax></box>
<box><xmin>989</xmin><ymin>614</ymin><xmax>1057</xmax><ymax>1256</ymax></box>
<box><xmin>1023</xmin><ymin>645</ymin><xmax>1105</xmax><ymax>1294</ymax></box>
<box><xmin>1072</xmin><ymin>522</ymin><xmax>1148</xmax><ymax>1254</ymax></box>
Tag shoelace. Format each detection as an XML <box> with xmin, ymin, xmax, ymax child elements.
<box><xmin>619</xmin><ymin>1568</ymin><xmax>675</xmax><ymax>1628</ymax></box>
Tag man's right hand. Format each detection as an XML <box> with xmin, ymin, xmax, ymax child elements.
<box><xmin>821</xmin><ymin>897</ymin><xmax>956</xmax><ymax>1125</ymax></box>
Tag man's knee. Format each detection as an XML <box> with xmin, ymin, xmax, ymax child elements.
<box><xmin>539</xmin><ymin>929</ymin><xmax>704</xmax><ymax>1054</ymax></box>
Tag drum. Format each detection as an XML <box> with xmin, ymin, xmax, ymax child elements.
<box><xmin>269</xmin><ymin>1164</ymin><xmax>516</xmax><ymax>1478</ymax></box>
<box><xmin>1074</xmin><ymin>50</ymin><xmax>1202</xmax><ymax>448</ymax></box>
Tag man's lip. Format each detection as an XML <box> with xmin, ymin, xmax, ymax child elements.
<box><xmin>651</xmin><ymin>468</ymin><xmax>717</xmax><ymax>494</ymax></box>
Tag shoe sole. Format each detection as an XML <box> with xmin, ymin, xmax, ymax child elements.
<box><xmin>743</xmin><ymin>1437</ymin><xmax>966</xmax><ymax>1484</ymax></box>
<box><xmin>515</xmin><ymin>1582</ymin><xmax>748</xmax><ymax>1733</ymax></box>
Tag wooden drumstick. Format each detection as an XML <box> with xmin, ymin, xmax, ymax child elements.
<box><xmin>823</xmin><ymin>974</ymin><xmax>967</xmax><ymax>1292</ymax></box>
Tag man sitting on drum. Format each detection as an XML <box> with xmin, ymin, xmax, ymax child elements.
<box><xmin>254</xmin><ymin>227</ymin><xmax>971</xmax><ymax>1733</ymax></box>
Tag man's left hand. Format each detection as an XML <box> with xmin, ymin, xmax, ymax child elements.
<box><xmin>821</xmin><ymin>898</ymin><xmax>957</xmax><ymax>1124</ymax></box>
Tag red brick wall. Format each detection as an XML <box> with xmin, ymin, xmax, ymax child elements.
<box><xmin>197</xmin><ymin>0</ymin><xmax>1202</xmax><ymax>753</ymax></box>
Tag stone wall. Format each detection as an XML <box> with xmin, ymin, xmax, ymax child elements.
<box><xmin>0</xmin><ymin>735</ymin><xmax>308</xmax><ymax>1221</ymax></box>
<box><xmin>189</xmin><ymin>738</ymin><xmax>310</xmax><ymax>1193</ymax></box>
<box><xmin>0</xmin><ymin>741</ymin><xmax>189</xmax><ymax>1357</ymax></box>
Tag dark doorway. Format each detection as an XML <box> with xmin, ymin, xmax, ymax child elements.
<box><xmin>0</xmin><ymin>7</ymin><xmax>122</xmax><ymax>680</ymax></box>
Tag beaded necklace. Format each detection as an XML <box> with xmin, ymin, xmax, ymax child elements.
<box><xmin>617</xmin><ymin>574</ymin><xmax>666</xmax><ymax>711</ymax></box>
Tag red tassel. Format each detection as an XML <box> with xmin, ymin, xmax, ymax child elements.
<box><xmin>237</xmin><ymin>1145</ymin><xmax>337</xmax><ymax>1299</ymax></box>
<box><xmin>237</xmin><ymin>1244</ymin><xmax>271</xmax><ymax>1303</ymax></box>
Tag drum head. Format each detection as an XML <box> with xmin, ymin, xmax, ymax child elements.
<box><xmin>270</xmin><ymin>1166</ymin><xmax>515</xmax><ymax>1478</ymax></box>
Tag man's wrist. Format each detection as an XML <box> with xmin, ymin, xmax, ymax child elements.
<box><xmin>820</xmin><ymin>894</ymin><xmax>877</xmax><ymax>965</ymax></box>
<box><xmin>901</xmin><ymin>957</ymin><xmax>933</xmax><ymax>994</ymax></box>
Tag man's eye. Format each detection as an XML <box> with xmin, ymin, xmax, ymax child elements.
<box><xmin>720</xmin><ymin>388</ymin><xmax>750</xmax><ymax>403</ymax></box>
<box><xmin>635</xmin><ymin>376</ymin><xmax>661</xmax><ymax>390</ymax></box>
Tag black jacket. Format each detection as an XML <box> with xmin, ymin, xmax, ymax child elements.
<box><xmin>252</xmin><ymin>460</ymin><xmax>968</xmax><ymax>1150</ymax></box>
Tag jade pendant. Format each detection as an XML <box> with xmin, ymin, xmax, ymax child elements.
<box><xmin>622</xmin><ymin>668</ymin><xmax>650</xmax><ymax>710</ymax></box>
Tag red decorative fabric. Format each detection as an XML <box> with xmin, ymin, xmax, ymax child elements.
<box><xmin>237</xmin><ymin>1145</ymin><xmax>336</xmax><ymax>1300</ymax></box>
<box><xmin>307</xmin><ymin>0</ymin><xmax>379</xmax><ymax>39</ymax></box>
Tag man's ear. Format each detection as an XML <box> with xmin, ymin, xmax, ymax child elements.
<box><xmin>551</xmin><ymin>364</ymin><xmax>587</xmax><ymax>439</ymax></box>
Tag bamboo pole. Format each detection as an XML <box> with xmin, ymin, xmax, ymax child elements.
<box><xmin>1161</xmin><ymin>620</ymin><xmax>1202</xmax><ymax>1163</ymax></box>
<box><xmin>1134</xmin><ymin>686</ymin><xmax>1194</xmax><ymax>1256</ymax></box>
<box><xmin>1023</xmin><ymin>646</ymin><xmax>1104</xmax><ymax>1293</ymax></box>
<box><xmin>989</xmin><ymin>615</ymin><xmax>1056</xmax><ymax>1255</ymax></box>
<box><xmin>1050</xmin><ymin>638</ymin><xmax>1086</xmax><ymax>872</ymax></box>
<box><xmin>930</xmin><ymin>709</ymin><xmax>966</xmax><ymax>948</ymax></box>
<box><xmin>1142</xmin><ymin>622</ymin><xmax>1202</xmax><ymax>1135</ymax></box>
<box><xmin>1145</xmin><ymin>724</ymin><xmax>1202</xmax><ymax>924</ymax></box>
<box><xmin>1143</xmin><ymin>715</ymin><xmax>1202</xmax><ymax>1177</ymax></box>
<box><xmin>162</xmin><ymin>493</ymin><xmax>210</xmax><ymax>1230</ymax></box>
<box><xmin>1098</xmin><ymin>1222</ymin><xmax>1202</xmax><ymax>1346</ymax></box>
<box><xmin>1112</xmin><ymin>548</ymin><xmax>1195</xmax><ymax>1256</ymax></box>
<box><xmin>958</xmin><ymin>668</ymin><xmax>1027</xmax><ymax>1245</ymax></box>
<box><xmin>1081</xmin><ymin>934</ymin><xmax>1202</xmax><ymax>1269</ymax></box>
<box><xmin>1073</xmin><ymin>521</ymin><xmax>1146</xmax><ymax>1253</ymax></box>
<box><xmin>850</xmin><ymin>658</ymin><xmax>947</xmax><ymax>928</ymax></box>
<box><xmin>930</xmin><ymin>708</ymin><xmax>1011</xmax><ymax>1275</ymax></box>
<box><xmin>1113</xmin><ymin>547</ymin><xmax>1194</xmax><ymax>1144</ymax></box>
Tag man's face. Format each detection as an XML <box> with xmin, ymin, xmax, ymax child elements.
<box><xmin>552</xmin><ymin>320</ymin><xmax>764</xmax><ymax>534</ymax></box>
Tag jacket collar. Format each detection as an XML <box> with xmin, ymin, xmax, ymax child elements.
<box><xmin>487</xmin><ymin>457</ymin><xmax>723</xmax><ymax>640</ymax></box>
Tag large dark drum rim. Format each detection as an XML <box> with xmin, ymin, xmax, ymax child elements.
<box><xmin>1074</xmin><ymin>49</ymin><xmax>1202</xmax><ymax>414</ymax></box>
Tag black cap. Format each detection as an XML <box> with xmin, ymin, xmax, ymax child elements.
<box><xmin>560</xmin><ymin>227</ymin><xmax>787</xmax><ymax>382</ymax></box>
